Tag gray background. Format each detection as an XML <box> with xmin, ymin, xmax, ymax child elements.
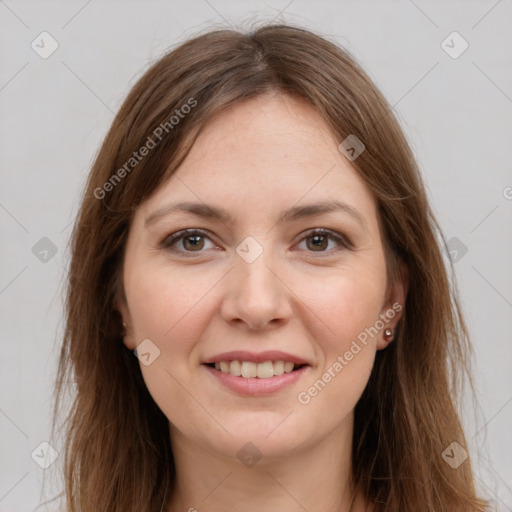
<box><xmin>1</xmin><ymin>1</ymin><xmax>511</xmax><ymax>510</ymax></box>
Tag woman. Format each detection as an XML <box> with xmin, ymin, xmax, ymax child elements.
<box><xmin>52</xmin><ymin>23</ymin><xmax>490</xmax><ymax>511</ymax></box>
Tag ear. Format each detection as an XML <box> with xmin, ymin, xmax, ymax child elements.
<box><xmin>115</xmin><ymin>293</ymin><xmax>136</xmax><ymax>351</ymax></box>
<box><xmin>376</xmin><ymin>259</ymin><xmax>409</xmax><ymax>351</ymax></box>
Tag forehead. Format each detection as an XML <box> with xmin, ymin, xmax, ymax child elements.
<box><xmin>137</xmin><ymin>94</ymin><xmax>378</xmax><ymax>228</ymax></box>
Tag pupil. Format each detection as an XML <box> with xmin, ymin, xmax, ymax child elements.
<box><xmin>309</xmin><ymin>235</ymin><xmax>327</xmax><ymax>251</ymax></box>
<box><xmin>184</xmin><ymin>235</ymin><xmax>203</xmax><ymax>250</ymax></box>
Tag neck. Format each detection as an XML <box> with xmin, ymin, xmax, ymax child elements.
<box><xmin>166</xmin><ymin>413</ymin><xmax>364</xmax><ymax>512</ymax></box>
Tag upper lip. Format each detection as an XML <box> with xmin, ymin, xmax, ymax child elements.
<box><xmin>202</xmin><ymin>350</ymin><xmax>310</xmax><ymax>365</ymax></box>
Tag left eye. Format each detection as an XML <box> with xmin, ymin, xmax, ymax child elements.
<box><xmin>296</xmin><ymin>229</ymin><xmax>350</xmax><ymax>252</ymax></box>
<box><xmin>161</xmin><ymin>228</ymin><xmax>350</xmax><ymax>255</ymax></box>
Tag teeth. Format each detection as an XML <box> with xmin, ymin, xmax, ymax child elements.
<box><xmin>273</xmin><ymin>360</ymin><xmax>284</xmax><ymax>376</ymax></box>
<box><xmin>229</xmin><ymin>360</ymin><xmax>242</xmax><ymax>376</ymax></box>
<box><xmin>257</xmin><ymin>361</ymin><xmax>273</xmax><ymax>379</ymax></box>
<box><xmin>210</xmin><ymin>360</ymin><xmax>301</xmax><ymax>378</ymax></box>
<box><xmin>284</xmin><ymin>361</ymin><xmax>294</xmax><ymax>372</ymax></box>
<box><xmin>241</xmin><ymin>361</ymin><xmax>258</xmax><ymax>378</ymax></box>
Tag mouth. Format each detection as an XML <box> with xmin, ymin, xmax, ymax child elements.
<box><xmin>203</xmin><ymin>360</ymin><xmax>308</xmax><ymax>379</ymax></box>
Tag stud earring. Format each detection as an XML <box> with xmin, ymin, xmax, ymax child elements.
<box><xmin>383</xmin><ymin>328</ymin><xmax>394</xmax><ymax>342</ymax></box>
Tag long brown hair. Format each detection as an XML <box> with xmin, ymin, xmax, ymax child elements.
<box><xmin>51</xmin><ymin>23</ymin><xmax>490</xmax><ymax>511</ymax></box>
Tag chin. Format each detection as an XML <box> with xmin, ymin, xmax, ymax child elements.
<box><xmin>207</xmin><ymin>414</ymin><xmax>315</xmax><ymax>459</ymax></box>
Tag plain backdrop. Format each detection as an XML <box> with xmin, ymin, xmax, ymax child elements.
<box><xmin>1</xmin><ymin>1</ymin><xmax>511</xmax><ymax>511</ymax></box>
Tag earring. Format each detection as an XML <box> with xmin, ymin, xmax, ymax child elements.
<box><xmin>122</xmin><ymin>322</ymin><xmax>127</xmax><ymax>328</ymax></box>
<box><xmin>383</xmin><ymin>328</ymin><xmax>394</xmax><ymax>342</ymax></box>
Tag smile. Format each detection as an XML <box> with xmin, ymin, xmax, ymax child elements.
<box><xmin>203</xmin><ymin>362</ymin><xmax>309</xmax><ymax>396</ymax></box>
<box><xmin>206</xmin><ymin>360</ymin><xmax>305</xmax><ymax>379</ymax></box>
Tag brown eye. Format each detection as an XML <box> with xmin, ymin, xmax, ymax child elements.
<box><xmin>162</xmin><ymin>229</ymin><xmax>215</xmax><ymax>254</ymax></box>
<box><xmin>298</xmin><ymin>229</ymin><xmax>350</xmax><ymax>253</ymax></box>
<box><xmin>307</xmin><ymin>233</ymin><xmax>329</xmax><ymax>251</ymax></box>
<box><xmin>182</xmin><ymin>234</ymin><xmax>205</xmax><ymax>251</ymax></box>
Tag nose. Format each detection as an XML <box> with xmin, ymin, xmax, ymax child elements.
<box><xmin>220</xmin><ymin>247</ymin><xmax>292</xmax><ymax>331</ymax></box>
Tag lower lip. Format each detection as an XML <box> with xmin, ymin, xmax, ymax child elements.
<box><xmin>203</xmin><ymin>364</ymin><xmax>309</xmax><ymax>396</ymax></box>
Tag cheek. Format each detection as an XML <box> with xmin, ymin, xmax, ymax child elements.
<box><xmin>296</xmin><ymin>260</ymin><xmax>386</xmax><ymax>399</ymax></box>
<box><xmin>125</xmin><ymin>260</ymin><xmax>214</xmax><ymax>342</ymax></box>
<box><xmin>124</xmin><ymin>264</ymin><xmax>217</xmax><ymax>428</ymax></box>
<box><xmin>303</xmin><ymin>261</ymin><xmax>386</xmax><ymax>344</ymax></box>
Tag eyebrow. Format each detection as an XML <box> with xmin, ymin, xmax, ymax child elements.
<box><xmin>145</xmin><ymin>200</ymin><xmax>367</xmax><ymax>230</ymax></box>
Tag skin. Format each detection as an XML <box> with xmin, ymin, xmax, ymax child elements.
<box><xmin>117</xmin><ymin>93</ymin><xmax>408</xmax><ymax>512</ymax></box>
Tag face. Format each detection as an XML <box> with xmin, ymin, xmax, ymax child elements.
<box><xmin>117</xmin><ymin>94</ymin><xmax>407</xmax><ymax>461</ymax></box>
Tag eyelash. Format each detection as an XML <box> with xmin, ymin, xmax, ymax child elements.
<box><xmin>160</xmin><ymin>228</ymin><xmax>352</xmax><ymax>256</ymax></box>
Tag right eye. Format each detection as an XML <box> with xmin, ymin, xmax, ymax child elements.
<box><xmin>161</xmin><ymin>229</ymin><xmax>218</xmax><ymax>255</ymax></box>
